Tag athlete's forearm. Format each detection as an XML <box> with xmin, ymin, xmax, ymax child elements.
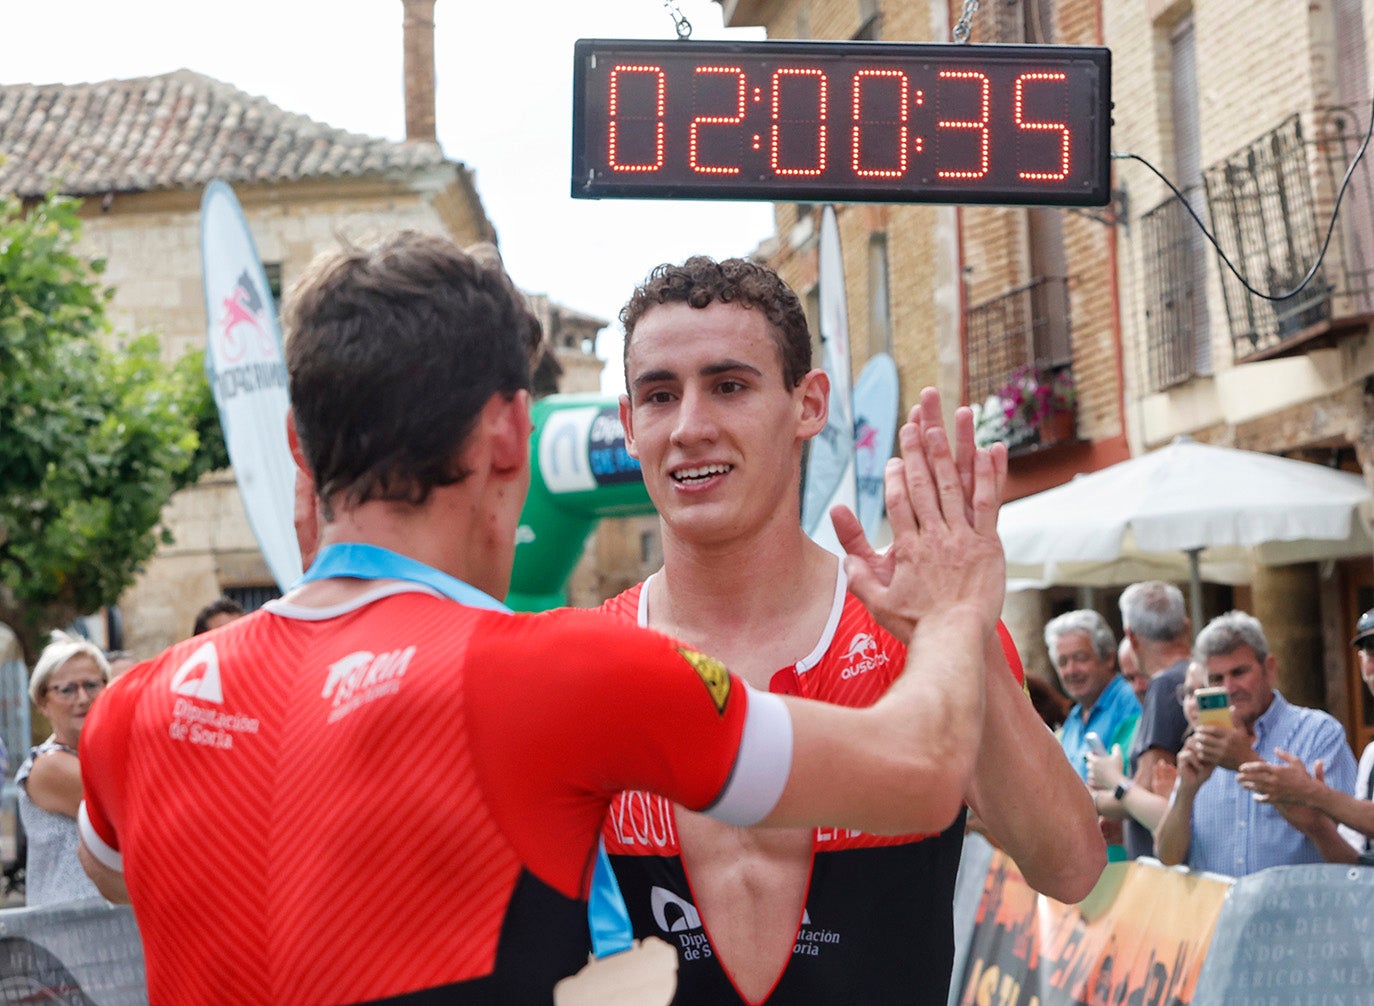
<box><xmin>78</xmin><ymin>840</ymin><xmax>129</xmax><ymax>904</ymax></box>
<box><xmin>1153</xmin><ymin>781</ymin><xmax>1195</xmax><ymax>867</ymax></box>
<box><xmin>868</xmin><ymin>604</ymin><xmax>987</xmax><ymax>829</ymax></box>
<box><xmin>969</xmin><ymin>639</ymin><xmax>1104</xmax><ymax>902</ymax></box>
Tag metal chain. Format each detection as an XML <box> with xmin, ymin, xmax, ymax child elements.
<box><xmin>661</xmin><ymin>0</ymin><xmax>692</xmax><ymax>39</ymax></box>
<box><xmin>952</xmin><ymin>0</ymin><xmax>981</xmax><ymax>44</ymax></box>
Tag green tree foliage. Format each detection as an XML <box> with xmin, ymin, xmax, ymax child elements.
<box><xmin>0</xmin><ymin>193</ymin><xmax>226</xmax><ymax>663</ymax></box>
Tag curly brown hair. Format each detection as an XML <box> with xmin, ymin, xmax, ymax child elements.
<box><xmin>619</xmin><ymin>256</ymin><xmax>812</xmax><ymax>390</ymax></box>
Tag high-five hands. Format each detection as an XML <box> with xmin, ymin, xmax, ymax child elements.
<box><xmin>834</xmin><ymin>387</ymin><xmax>1007</xmax><ymax>642</ymax></box>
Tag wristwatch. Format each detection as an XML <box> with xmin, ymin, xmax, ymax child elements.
<box><xmin>1113</xmin><ymin>779</ymin><xmax>1133</xmax><ymax>802</ymax></box>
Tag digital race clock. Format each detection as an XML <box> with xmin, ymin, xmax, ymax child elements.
<box><xmin>571</xmin><ymin>39</ymin><xmax>1112</xmax><ymax>206</ymax></box>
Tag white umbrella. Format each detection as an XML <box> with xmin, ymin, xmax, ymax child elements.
<box><xmin>998</xmin><ymin>437</ymin><xmax>1373</xmax><ymax>626</ymax></box>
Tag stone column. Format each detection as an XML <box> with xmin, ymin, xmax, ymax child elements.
<box><xmin>1251</xmin><ymin>562</ymin><xmax>1323</xmax><ymax>709</ymax></box>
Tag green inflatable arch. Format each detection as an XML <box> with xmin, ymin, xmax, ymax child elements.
<box><xmin>509</xmin><ymin>394</ymin><xmax>655</xmax><ymax>612</ymax></box>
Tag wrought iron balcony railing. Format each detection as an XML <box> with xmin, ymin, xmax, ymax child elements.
<box><xmin>1203</xmin><ymin>106</ymin><xmax>1374</xmax><ymax>361</ymax></box>
<box><xmin>966</xmin><ymin>276</ymin><xmax>1072</xmax><ymax>401</ymax></box>
<box><xmin>1139</xmin><ymin>188</ymin><xmax>1209</xmax><ymax>393</ymax></box>
<box><xmin>965</xmin><ymin>276</ymin><xmax>1077</xmax><ymax>454</ymax></box>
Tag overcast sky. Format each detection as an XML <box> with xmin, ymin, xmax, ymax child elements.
<box><xmin>4</xmin><ymin>0</ymin><xmax>776</xmax><ymax>393</ymax></box>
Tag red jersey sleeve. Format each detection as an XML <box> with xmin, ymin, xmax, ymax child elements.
<box><xmin>462</xmin><ymin>608</ymin><xmax>789</xmax><ymax>898</ymax></box>
<box><xmin>78</xmin><ymin>671</ymin><xmax>138</xmax><ymax>870</ymax></box>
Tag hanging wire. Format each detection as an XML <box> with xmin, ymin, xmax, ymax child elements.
<box><xmin>1113</xmin><ymin>94</ymin><xmax>1374</xmax><ymax>303</ymax></box>
<box><xmin>953</xmin><ymin>0</ymin><xmax>981</xmax><ymax>44</ymax></box>
<box><xmin>661</xmin><ymin>0</ymin><xmax>692</xmax><ymax>39</ymax></box>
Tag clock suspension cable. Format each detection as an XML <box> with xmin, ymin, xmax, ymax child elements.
<box><xmin>1111</xmin><ymin>89</ymin><xmax>1374</xmax><ymax>303</ymax></box>
<box><xmin>660</xmin><ymin>0</ymin><xmax>692</xmax><ymax>40</ymax></box>
<box><xmin>953</xmin><ymin>0</ymin><xmax>982</xmax><ymax>45</ymax></box>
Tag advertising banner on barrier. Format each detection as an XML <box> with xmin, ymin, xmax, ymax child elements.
<box><xmin>1192</xmin><ymin>863</ymin><xmax>1374</xmax><ymax>1005</ymax></box>
<box><xmin>955</xmin><ymin>849</ymin><xmax>1231</xmax><ymax>1006</ymax></box>
<box><xmin>0</xmin><ymin>898</ymin><xmax>145</xmax><ymax>1004</ymax></box>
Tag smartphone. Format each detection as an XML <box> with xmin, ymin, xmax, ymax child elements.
<box><xmin>1194</xmin><ymin>686</ymin><xmax>1232</xmax><ymax>728</ymax></box>
<box><xmin>1085</xmin><ymin>732</ymin><xmax>1108</xmax><ymax>756</ymax></box>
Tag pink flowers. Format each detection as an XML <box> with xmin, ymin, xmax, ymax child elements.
<box><xmin>975</xmin><ymin>364</ymin><xmax>1075</xmax><ymax>449</ymax></box>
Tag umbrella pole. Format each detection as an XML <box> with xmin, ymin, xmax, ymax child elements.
<box><xmin>1187</xmin><ymin>548</ymin><xmax>1203</xmax><ymax>632</ymax></box>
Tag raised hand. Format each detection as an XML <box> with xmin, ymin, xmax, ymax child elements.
<box><xmin>910</xmin><ymin>387</ymin><xmax>1008</xmax><ymax>525</ymax></box>
<box><xmin>1150</xmin><ymin>759</ymin><xmax>1179</xmax><ymax>796</ymax></box>
<box><xmin>832</xmin><ymin>388</ymin><xmax>1007</xmax><ymax>640</ymax></box>
<box><xmin>1175</xmin><ymin>744</ymin><xmax>1216</xmax><ymax>792</ymax></box>
<box><xmin>842</xmin><ymin>400</ymin><xmax>1005</xmax><ymax>641</ymax></box>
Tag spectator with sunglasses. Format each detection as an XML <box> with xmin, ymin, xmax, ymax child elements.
<box><xmin>18</xmin><ymin>630</ymin><xmax>110</xmax><ymax>905</ymax></box>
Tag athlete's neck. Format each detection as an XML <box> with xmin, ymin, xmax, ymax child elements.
<box><xmin>313</xmin><ymin>495</ymin><xmax>510</xmax><ymax>602</ymax></box>
<box><xmin>651</xmin><ymin>522</ymin><xmax>837</xmax><ymax>656</ymax></box>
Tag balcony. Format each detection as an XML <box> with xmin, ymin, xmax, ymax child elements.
<box><xmin>1139</xmin><ymin>189</ymin><xmax>1209</xmax><ymax>392</ymax></box>
<box><xmin>1203</xmin><ymin>107</ymin><xmax>1374</xmax><ymax>361</ymax></box>
<box><xmin>965</xmin><ymin>277</ymin><xmax>1077</xmax><ymax>455</ymax></box>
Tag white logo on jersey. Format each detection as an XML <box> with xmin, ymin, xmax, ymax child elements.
<box><xmin>170</xmin><ymin>642</ymin><xmax>223</xmax><ymax>704</ymax></box>
<box><xmin>322</xmin><ymin>647</ymin><xmax>416</xmax><ymax>722</ymax></box>
<box><xmin>650</xmin><ymin>886</ymin><xmax>703</xmax><ymax>933</ymax></box>
<box><xmin>840</xmin><ymin>632</ymin><xmax>891</xmax><ymax>679</ymax></box>
<box><xmin>167</xmin><ymin>643</ymin><xmax>258</xmax><ymax>750</ymax></box>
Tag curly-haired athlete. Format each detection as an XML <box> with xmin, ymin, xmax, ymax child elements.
<box><xmin>77</xmin><ymin>231</ymin><xmax>1009</xmax><ymax>1005</ymax></box>
<box><xmin>601</xmin><ymin>256</ymin><xmax>1105</xmax><ymax>1004</ymax></box>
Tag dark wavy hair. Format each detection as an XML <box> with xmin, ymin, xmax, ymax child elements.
<box><xmin>284</xmin><ymin>231</ymin><xmax>541</xmax><ymax>519</ymax></box>
<box><xmin>619</xmin><ymin>256</ymin><xmax>812</xmax><ymax>389</ymax></box>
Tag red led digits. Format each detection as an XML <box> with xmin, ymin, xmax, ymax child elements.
<box><xmin>851</xmin><ymin>69</ymin><xmax>910</xmax><ymax>179</ymax></box>
<box><xmin>1014</xmin><ymin>72</ymin><xmax>1071</xmax><ymax>181</ymax></box>
<box><xmin>935</xmin><ymin>70</ymin><xmax>990</xmax><ymax>180</ymax></box>
<box><xmin>689</xmin><ymin>66</ymin><xmax>746</xmax><ymax>175</ymax></box>
<box><xmin>574</xmin><ymin>40</ymin><xmax>1110</xmax><ymax>206</ymax></box>
<box><xmin>771</xmin><ymin>67</ymin><xmax>828</xmax><ymax>177</ymax></box>
<box><xmin>608</xmin><ymin>64</ymin><xmax>665</xmax><ymax>173</ymax></box>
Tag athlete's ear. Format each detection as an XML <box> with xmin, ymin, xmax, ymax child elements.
<box><xmin>619</xmin><ymin>394</ymin><xmax>639</xmax><ymax>460</ymax></box>
<box><xmin>488</xmin><ymin>390</ymin><xmax>532</xmax><ymax>479</ymax></box>
<box><xmin>285</xmin><ymin>411</ymin><xmax>322</xmax><ymax>566</ymax></box>
<box><xmin>286</xmin><ymin>410</ymin><xmax>309</xmax><ymax>472</ymax></box>
<box><xmin>797</xmin><ymin>368</ymin><xmax>829</xmax><ymax>439</ymax></box>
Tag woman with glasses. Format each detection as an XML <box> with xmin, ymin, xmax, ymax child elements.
<box><xmin>17</xmin><ymin>631</ymin><xmax>109</xmax><ymax>906</ymax></box>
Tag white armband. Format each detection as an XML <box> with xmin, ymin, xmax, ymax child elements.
<box><xmin>705</xmin><ymin>686</ymin><xmax>793</xmax><ymax>827</ymax></box>
<box><xmin>77</xmin><ymin>801</ymin><xmax>124</xmax><ymax>873</ymax></box>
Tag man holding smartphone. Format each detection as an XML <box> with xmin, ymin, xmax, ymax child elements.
<box><xmin>1232</xmin><ymin>610</ymin><xmax>1374</xmax><ymax>863</ymax></box>
<box><xmin>1155</xmin><ymin>610</ymin><xmax>1358</xmax><ymax>875</ymax></box>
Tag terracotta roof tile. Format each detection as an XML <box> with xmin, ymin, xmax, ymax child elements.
<box><xmin>0</xmin><ymin>69</ymin><xmax>447</xmax><ymax>198</ymax></box>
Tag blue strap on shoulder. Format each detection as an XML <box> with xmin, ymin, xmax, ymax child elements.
<box><xmin>588</xmin><ymin>839</ymin><xmax>634</xmax><ymax>958</ymax></box>
<box><xmin>294</xmin><ymin>542</ymin><xmax>508</xmax><ymax>612</ymax></box>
